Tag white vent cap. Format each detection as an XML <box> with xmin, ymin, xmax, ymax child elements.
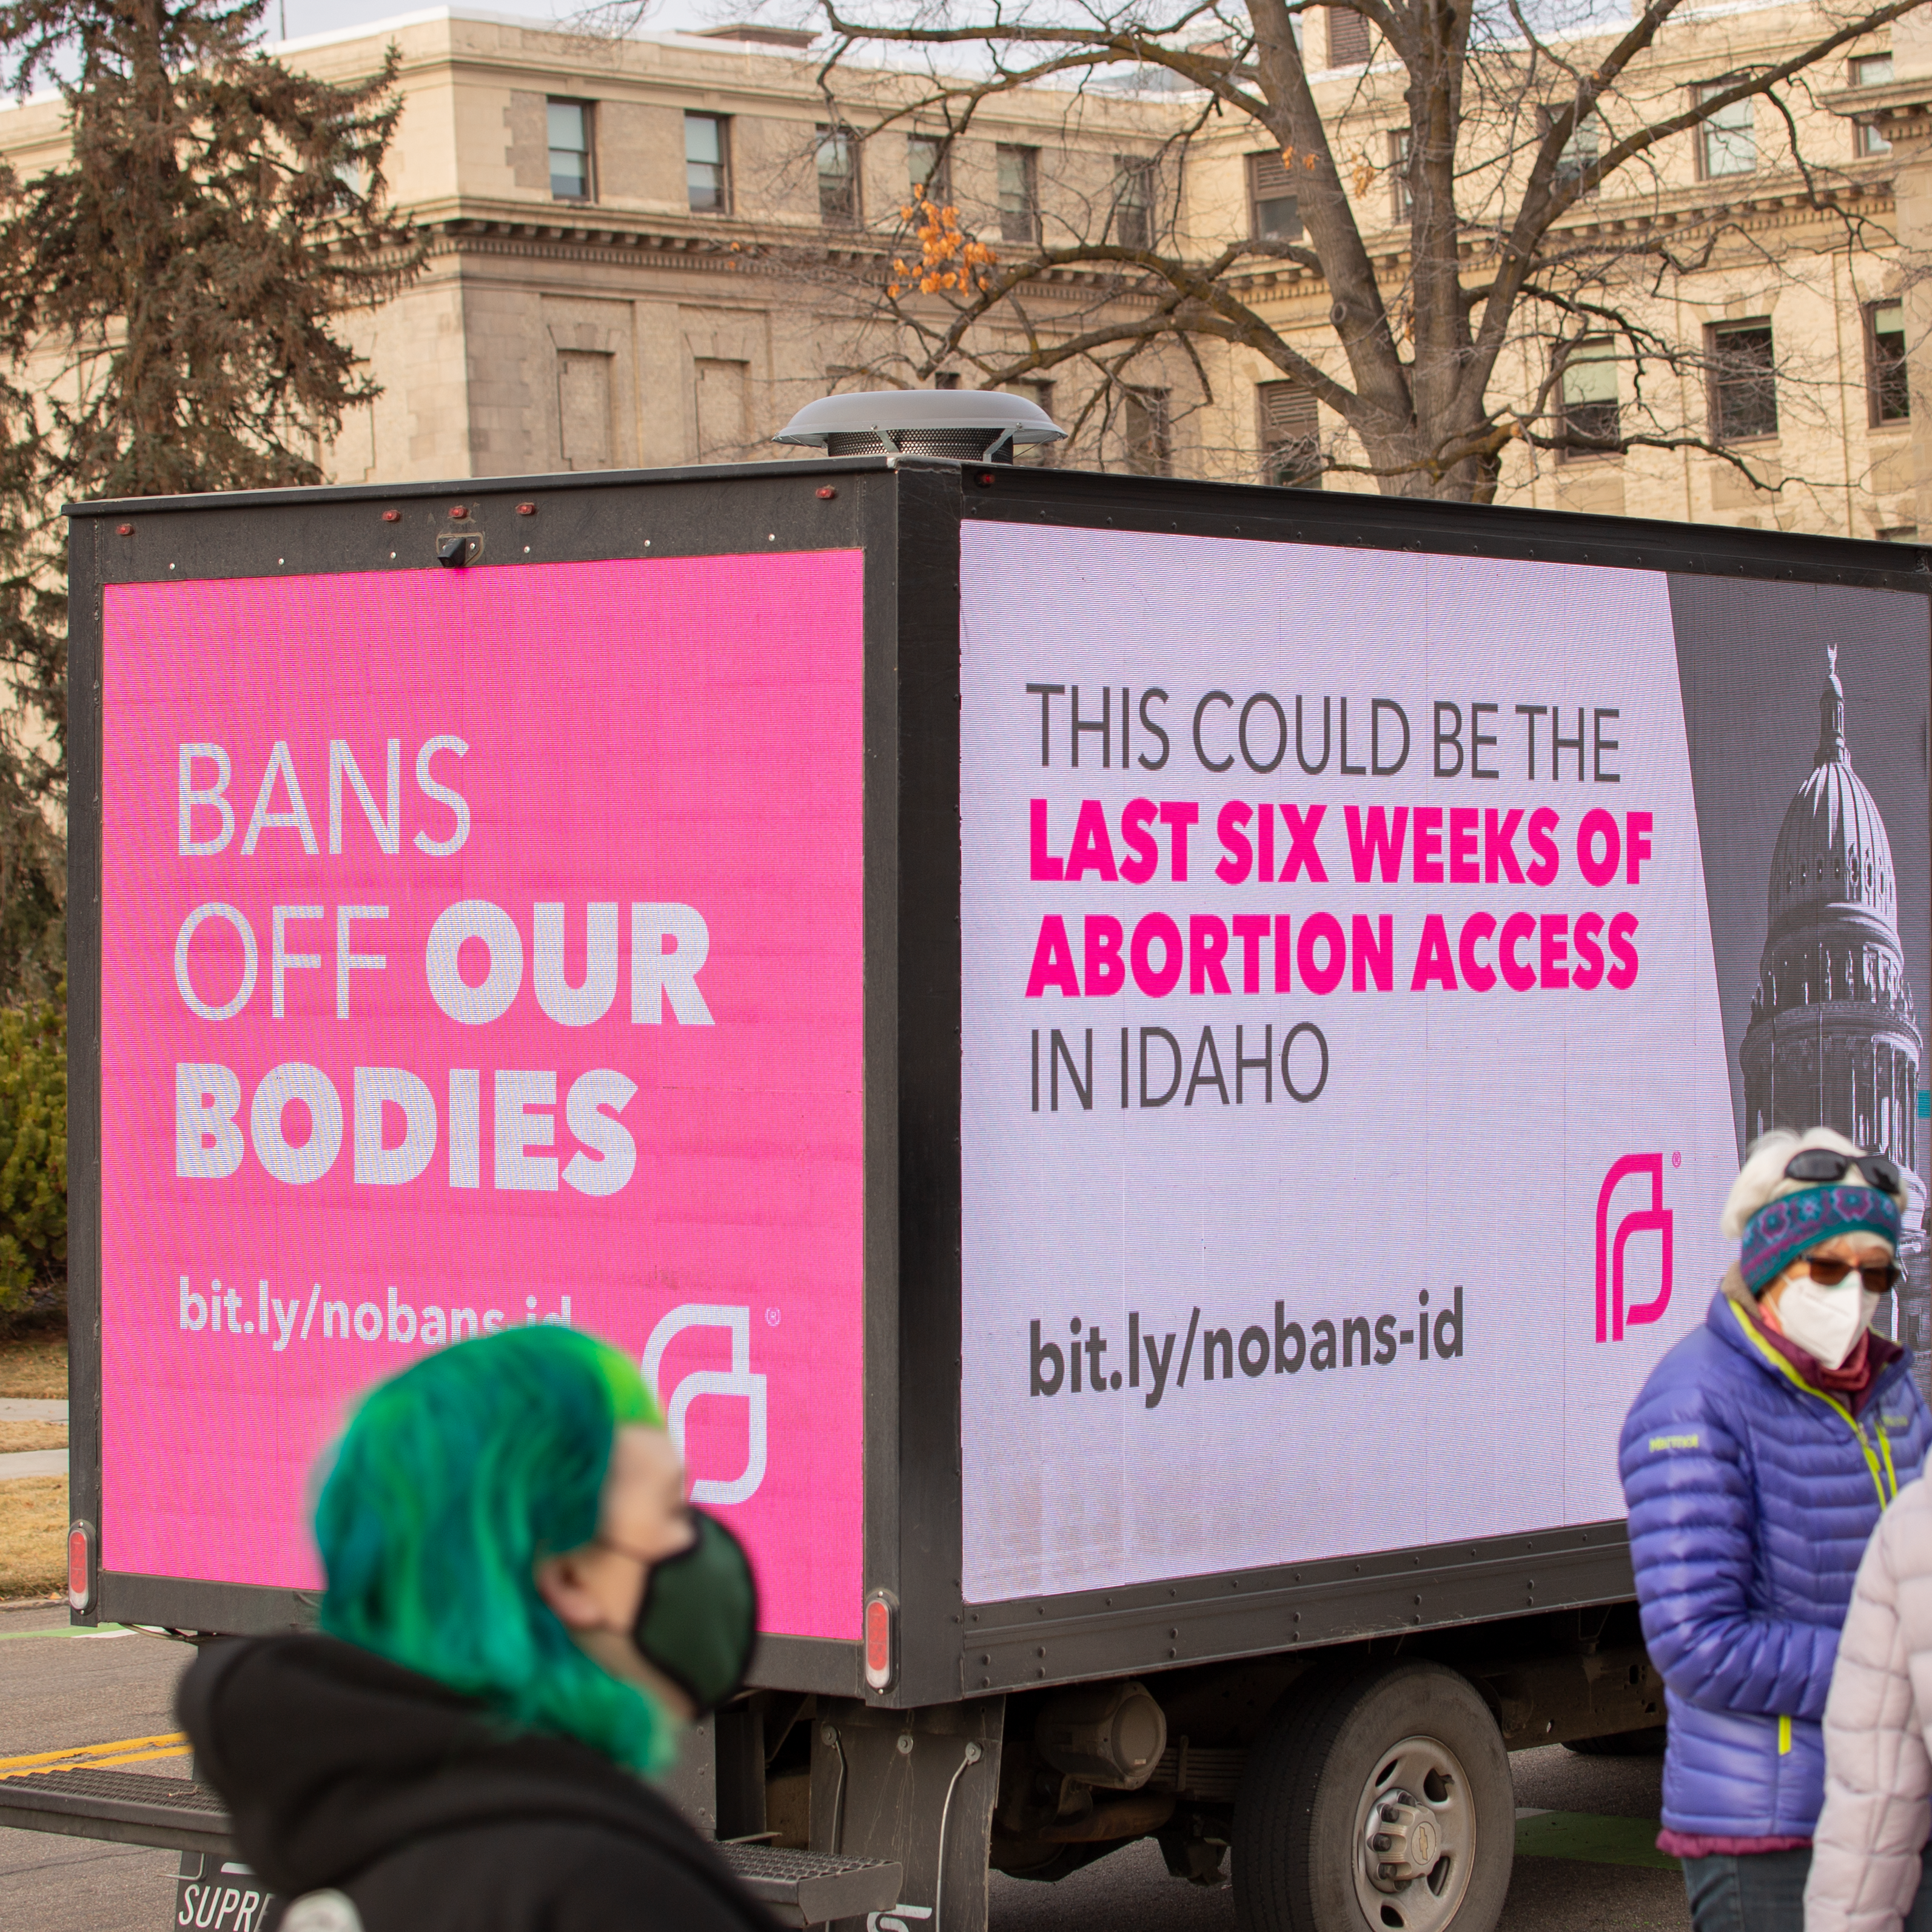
<box><xmin>773</xmin><ymin>387</ymin><xmax>1065</xmax><ymax>458</ymax></box>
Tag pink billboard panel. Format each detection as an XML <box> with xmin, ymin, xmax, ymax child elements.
<box><xmin>98</xmin><ymin>552</ymin><xmax>867</xmax><ymax>1642</ymax></box>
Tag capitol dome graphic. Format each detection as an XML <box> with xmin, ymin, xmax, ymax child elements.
<box><xmin>1739</xmin><ymin>645</ymin><xmax>1927</xmax><ymax>1285</ymax></box>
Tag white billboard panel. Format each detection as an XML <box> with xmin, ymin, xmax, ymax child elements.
<box><xmin>959</xmin><ymin>521</ymin><xmax>1929</xmax><ymax>1604</ymax></box>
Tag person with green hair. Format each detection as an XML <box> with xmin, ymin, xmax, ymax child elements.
<box><xmin>177</xmin><ymin>1325</ymin><xmax>772</xmax><ymax>1932</ymax></box>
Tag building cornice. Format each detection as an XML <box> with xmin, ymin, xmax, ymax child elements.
<box><xmin>1225</xmin><ymin>170</ymin><xmax>1896</xmax><ymax>300</ymax></box>
<box><xmin>395</xmin><ymin>201</ymin><xmax>1171</xmax><ymax>304</ymax></box>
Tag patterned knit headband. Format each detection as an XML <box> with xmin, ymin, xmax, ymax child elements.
<box><xmin>1740</xmin><ymin>1184</ymin><xmax>1902</xmax><ymax>1294</ymax></box>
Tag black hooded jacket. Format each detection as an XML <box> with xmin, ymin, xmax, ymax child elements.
<box><xmin>177</xmin><ymin>1634</ymin><xmax>777</xmax><ymax>1932</ymax></box>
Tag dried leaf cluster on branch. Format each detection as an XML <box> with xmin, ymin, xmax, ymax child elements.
<box><xmin>890</xmin><ymin>193</ymin><xmax>999</xmax><ymax>296</ymax></box>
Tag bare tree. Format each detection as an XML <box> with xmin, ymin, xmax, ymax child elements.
<box><xmin>735</xmin><ymin>0</ymin><xmax>1925</xmax><ymax>500</ymax></box>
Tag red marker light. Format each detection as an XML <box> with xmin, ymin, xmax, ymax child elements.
<box><xmin>864</xmin><ymin>1592</ymin><xmax>894</xmax><ymax>1691</ymax></box>
<box><xmin>67</xmin><ymin>1522</ymin><xmax>92</xmax><ymax>1612</ymax></box>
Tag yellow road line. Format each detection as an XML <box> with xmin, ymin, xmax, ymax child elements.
<box><xmin>0</xmin><ymin>1731</ymin><xmax>186</xmax><ymax>1777</ymax></box>
<box><xmin>69</xmin><ymin>1746</ymin><xmax>191</xmax><ymax>1771</ymax></box>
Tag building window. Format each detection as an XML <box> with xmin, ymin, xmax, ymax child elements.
<box><xmin>1124</xmin><ymin>388</ymin><xmax>1170</xmax><ymax>475</ymax></box>
<box><xmin>694</xmin><ymin>357</ymin><xmax>750</xmax><ymax>460</ymax></box>
<box><xmin>1558</xmin><ymin>337</ymin><xmax>1620</xmax><ymax>455</ymax></box>
<box><xmin>1869</xmin><ymin>301</ymin><xmax>1910</xmax><ymax>424</ymax></box>
<box><xmin>686</xmin><ymin>114</ymin><xmax>729</xmax><ymax>213</ymax></box>
<box><xmin>1709</xmin><ymin>319</ymin><xmax>1778</xmax><ymax>440</ymax></box>
<box><xmin>1853</xmin><ymin>53</ymin><xmax>1894</xmax><ymax>155</ymax></box>
<box><xmin>1259</xmin><ymin>381</ymin><xmax>1323</xmax><ymax>488</ymax></box>
<box><xmin>1326</xmin><ymin>5</ymin><xmax>1369</xmax><ymax>66</ymax></box>
<box><xmin>908</xmin><ymin>133</ymin><xmax>951</xmax><ymax>207</ymax></box>
<box><xmin>1552</xmin><ymin>110</ymin><xmax>1602</xmax><ymax>195</ymax></box>
<box><xmin>1878</xmin><ymin>524</ymin><xmax>1920</xmax><ymax>542</ymax></box>
<box><xmin>817</xmin><ymin>125</ymin><xmax>859</xmax><ymax>226</ymax></box>
<box><xmin>1247</xmin><ymin>151</ymin><xmax>1304</xmax><ymax>241</ymax></box>
<box><xmin>1696</xmin><ymin>83</ymin><xmax>1756</xmax><ymax>178</ymax></box>
<box><xmin>558</xmin><ymin>350</ymin><xmax>612</xmax><ymax>468</ymax></box>
<box><xmin>548</xmin><ymin>99</ymin><xmax>593</xmax><ymax>201</ymax></box>
<box><xmin>998</xmin><ymin>144</ymin><xmax>1040</xmax><ymax>244</ymax></box>
<box><xmin>1115</xmin><ymin>158</ymin><xmax>1156</xmax><ymax>249</ymax></box>
<box><xmin>1391</xmin><ymin>128</ymin><xmax>1412</xmax><ymax>219</ymax></box>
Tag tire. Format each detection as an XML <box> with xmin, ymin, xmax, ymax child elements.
<box><xmin>1233</xmin><ymin>1662</ymin><xmax>1514</xmax><ymax>1932</ymax></box>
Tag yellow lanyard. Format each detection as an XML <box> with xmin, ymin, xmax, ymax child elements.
<box><xmin>1729</xmin><ymin>1300</ymin><xmax>1897</xmax><ymax>1508</ymax></box>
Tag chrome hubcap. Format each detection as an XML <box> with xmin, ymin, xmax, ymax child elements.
<box><xmin>1352</xmin><ymin>1736</ymin><xmax>1475</xmax><ymax>1931</ymax></box>
<box><xmin>1366</xmin><ymin>1790</ymin><xmax>1441</xmax><ymax>1883</ymax></box>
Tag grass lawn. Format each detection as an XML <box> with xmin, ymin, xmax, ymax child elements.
<box><xmin>0</xmin><ymin>1474</ymin><xmax>65</xmax><ymax>1598</ymax></box>
<box><xmin>0</xmin><ymin>1327</ymin><xmax>66</xmax><ymax>1399</ymax></box>
<box><xmin>0</xmin><ymin>1420</ymin><xmax>64</xmax><ymax>1452</ymax></box>
<box><xmin>0</xmin><ymin>1328</ymin><xmax>69</xmax><ymax>1601</ymax></box>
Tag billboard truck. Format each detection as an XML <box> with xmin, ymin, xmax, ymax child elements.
<box><xmin>59</xmin><ymin>441</ymin><xmax>1932</xmax><ymax>1932</ymax></box>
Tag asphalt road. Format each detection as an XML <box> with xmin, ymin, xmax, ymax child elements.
<box><xmin>0</xmin><ymin>1597</ymin><xmax>1690</xmax><ymax>1932</ymax></box>
<box><xmin>0</xmin><ymin>1602</ymin><xmax>193</xmax><ymax>1932</ymax></box>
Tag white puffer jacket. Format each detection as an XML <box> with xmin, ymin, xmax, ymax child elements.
<box><xmin>1806</xmin><ymin>1474</ymin><xmax>1932</xmax><ymax>1932</ymax></box>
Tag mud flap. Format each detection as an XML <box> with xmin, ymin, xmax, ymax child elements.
<box><xmin>810</xmin><ymin>1696</ymin><xmax>1005</xmax><ymax>1931</ymax></box>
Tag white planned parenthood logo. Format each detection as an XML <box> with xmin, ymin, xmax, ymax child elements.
<box><xmin>642</xmin><ymin>1304</ymin><xmax>768</xmax><ymax>1506</ymax></box>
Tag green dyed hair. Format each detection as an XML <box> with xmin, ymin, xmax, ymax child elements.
<box><xmin>313</xmin><ymin>1325</ymin><xmax>672</xmax><ymax>1773</ymax></box>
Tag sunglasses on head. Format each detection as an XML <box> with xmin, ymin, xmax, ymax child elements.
<box><xmin>1797</xmin><ymin>1255</ymin><xmax>1905</xmax><ymax>1295</ymax></box>
<box><xmin>1783</xmin><ymin>1146</ymin><xmax>1906</xmax><ymax>1200</ymax></box>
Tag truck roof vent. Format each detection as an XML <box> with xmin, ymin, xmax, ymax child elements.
<box><xmin>773</xmin><ymin>389</ymin><xmax>1065</xmax><ymax>463</ymax></box>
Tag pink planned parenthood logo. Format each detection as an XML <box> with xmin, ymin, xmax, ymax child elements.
<box><xmin>1595</xmin><ymin>1154</ymin><xmax>1674</xmax><ymax>1343</ymax></box>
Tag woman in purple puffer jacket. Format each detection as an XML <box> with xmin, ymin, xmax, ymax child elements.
<box><xmin>1620</xmin><ymin>1126</ymin><xmax>1932</xmax><ymax>1932</ymax></box>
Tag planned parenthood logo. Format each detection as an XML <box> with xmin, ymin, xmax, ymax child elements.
<box><xmin>1595</xmin><ymin>1155</ymin><xmax>1674</xmax><ymax>1343</ymax></box>
<box><xmin>641</xmin><ymin>1304</ymin><xmax>768</xmax><ymax>1505</ymax></box>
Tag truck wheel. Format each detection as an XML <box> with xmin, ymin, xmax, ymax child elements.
<box><xmin>1233</xmin><ymin>1662</ymin><xmax>1512</xmax><ymax>1932</ymax></box>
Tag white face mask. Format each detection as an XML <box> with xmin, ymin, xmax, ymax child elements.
<box><xmin>1773</xmin><ymin>1273</ymin><xmax>1880</xmax><ymax>1371</ymax></box>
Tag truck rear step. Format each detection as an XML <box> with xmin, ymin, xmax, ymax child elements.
<box><xmin>0</xmin><ymin>1765</ymin><xmax>904</xmax><ymax>1927</ymax></box>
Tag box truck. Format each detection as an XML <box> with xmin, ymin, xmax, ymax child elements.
<box><xmin>54</xmin><ymin>414</ymin><xmax>1932</xmax><ymax>1931</ymax></box>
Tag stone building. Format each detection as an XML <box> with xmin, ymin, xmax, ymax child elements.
<box><xmin>0</xmin><ymin>2</ymin><xmax>1925</xmax><ymax>525</ymax></box>
<box><xmin>1839</xmin><ymin>13</ymin><xmax>1932</xmax><ymax>543</ymax></box>
<box><xmin>0</xmin><ymin>10</ymin><xmax>1176</xmax><ymax>483</ymax></box>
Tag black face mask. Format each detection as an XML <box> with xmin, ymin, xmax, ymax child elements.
<box><xmin>629</xmin><ymin>1508</ymin><xmax>759</xmax><ymax>1717</ymax></box>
